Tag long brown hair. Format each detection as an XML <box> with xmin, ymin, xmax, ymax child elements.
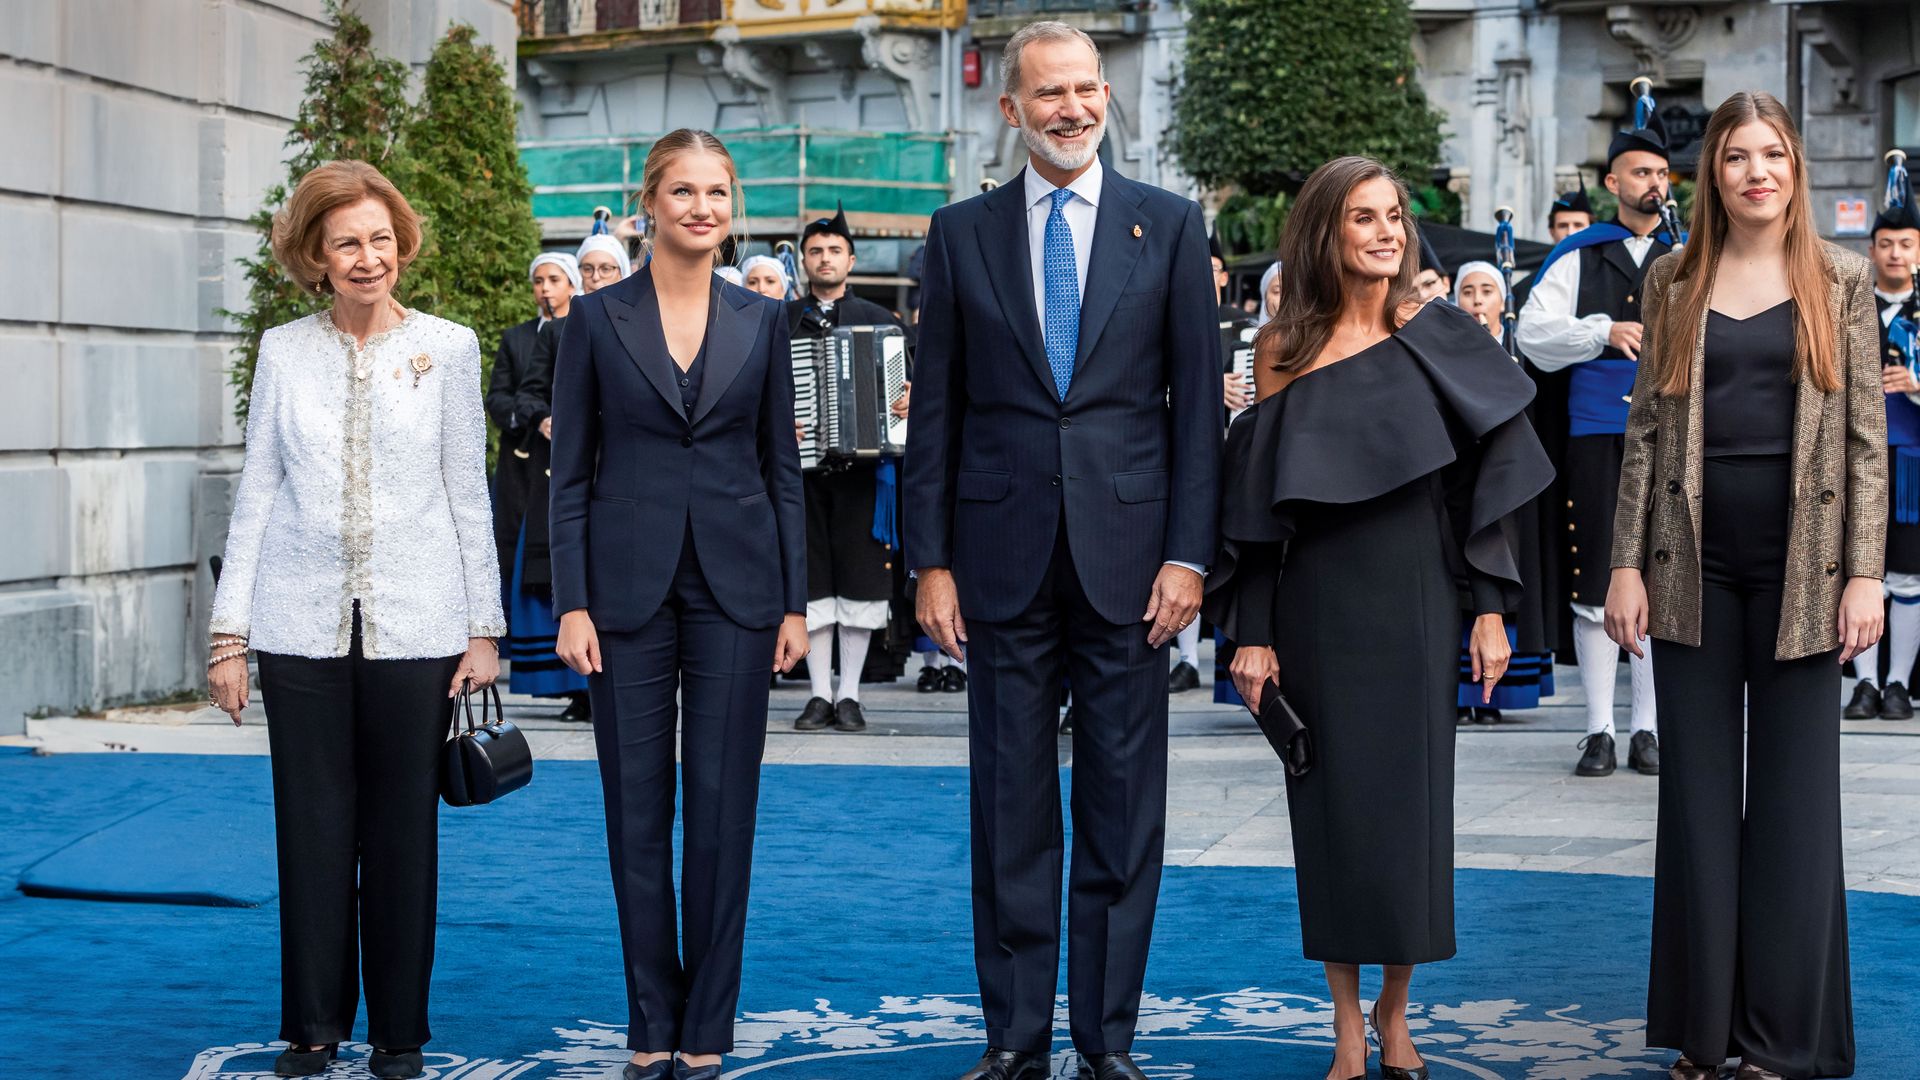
<box><xmin>1652</xmin><ymin>91</ymin><xmax>1836</xmax><ymax>395</ymax></box>
<box><xmin>1255</xmin><ymin>156</ymin><xmax>1422</xmax><ymax>374</ymax></box>
<box><xmin>633</xmin><ymin>128</ymin><xmax>747</xmax><ymax>266</ymax></box>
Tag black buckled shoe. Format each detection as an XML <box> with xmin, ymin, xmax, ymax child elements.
<box><xmin>369</xmin><ymin>1047</ymin><xmax>424</xmax><ymax>1079</ymax></box>
<box><xmin>1628</xmin><ymin>730</ymin><xmax>1661</xmax><ymax>775</ymax></box>
<box><xmin>1574</xmin><ymin>732</ymin><xmax>1617</xmax><ymax>777</ymax></box>
<box><xmin>957</xmin><ymin>1048</ymin><xmax>1049</xmax><ymax>1080</ymax></box>
<box><xmin>1169</xmin><ymin>661</ymin><xmax>1200</xmax><ymax>693</ymax></box>
<box><xmin>833</xmin><ymin>698</ymin><xmax>867</xmax><ymax>732</ymax></box>
<box><xmin>918</xmin><ymin>666</ymin><xmax>943</xmax><ymax>692</ymax></box>
<box><xmin>942</xmin><ymin>665</ymin><xmax>968</xmax><ymax>693</ymax></box>
<box><xmin>272</xmin><ymin>1043</ymin><xmax>337</xmax><ymax>1077</ymax></box>
<box><xmin>1843</xmin><ymin>679</ymin><xmax>1882</xmax><ymax>719</ymax></box>
<box><xmin>1881</xmin><ymin>680</ymin><xmax>1914</xmax><ymax>719</ymax></box>
<box><xmin>1079</xmin><ymin>1051</ymin><xmax>1147</xmax><ymax>1079</ymax></box>
<box><xmin>794</xmin><ymin>696</ymin><xmax>834</xmax><ymax>731</ymax></box>
<box><xmin>623</xmin><ymin>1061</ymin><xmax>672</xmax><ymax>1080</ymax></box>
<box><xmin>672</xmin><ymin>1060</ymin><xmax>723</xmax><ymax>1080</ymax></box>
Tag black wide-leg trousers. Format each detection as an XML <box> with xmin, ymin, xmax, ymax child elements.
<box><xmin>965</xmin><ymin>528</ymin><xmax>1170</xmax><ymax>1055</ymax></box>
<box><xmin>1649</xmin><ymin>456</ymin><xmax>1854</xmax><ymax>1077</ymax></box>
<box><xmin>588</xmin><ymin>540</ymin><xmax>775</xmax><ymax>1054</ymax></box>
<box><xmin>256</xmin><ymin>614</ymin><xmax>462</xmax><ymax>1049</ymax></box>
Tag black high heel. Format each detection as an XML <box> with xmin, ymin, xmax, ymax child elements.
<box><xmin>272</xmin><ymin>1042</ymin><xmax>337</xmax><ymax>1077</ymax></box>
<box><xmin>1369</xmin><ymin>1004</ymin><xmax>1431</xmax><ymax>1080</ymax></box>
<box><xmin>369</xmin><ymin>1046</ymin><xmax>424</xmax><ymax>1079</ymax></box>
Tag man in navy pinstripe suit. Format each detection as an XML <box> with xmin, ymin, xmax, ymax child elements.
<box><xmin>904</xmin><ymin>22</ymin><xmax>1221</xmax><ymax>1080</ymax></box>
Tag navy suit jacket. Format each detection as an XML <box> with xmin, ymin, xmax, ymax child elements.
<box><xmin>549</xmin><ymin>266</ymin><xmax>806</xmax><ymax>631</ymax></box>
<box><xmin>904</xmin><ymin>167</ymin><xmax>1222</xmax><ymax>625</ymax></box>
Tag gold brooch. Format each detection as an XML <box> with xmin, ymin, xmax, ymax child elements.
<box><xmin>409</xmin><ymin>353</ymin><xmax>433</xmax><ymax>388</ymax></box>
<box><xmin>1132</xmin><ymin>224</ymin><xmax>1142</xmax><ymax>238</ymax></box>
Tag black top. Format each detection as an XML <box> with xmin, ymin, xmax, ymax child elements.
<box><xmin>667</xmin><ymin>292</ymin><xmax>719</xmax><ymax>421</ymax></box>
<box><xmin>1702</xmin><ymin>300</ymin><xmax>1796</xmax><ymax>458</ymax></box>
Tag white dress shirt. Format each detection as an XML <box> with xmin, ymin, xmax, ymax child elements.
<box><xmin>1515</xmin><ymin>233</ymin><xmax>1657</xmax><ymax>370</ymax></box>
<box><xmin>210</xmin><ymin>310</ymin><xmax>506</xmax><ymax>659</ymax></box>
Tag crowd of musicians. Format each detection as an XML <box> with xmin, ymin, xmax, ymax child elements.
<box><xmin>203</xmin><ymin>16</ymin><xmax>1916</xmax><ymax>1080</ymax></box>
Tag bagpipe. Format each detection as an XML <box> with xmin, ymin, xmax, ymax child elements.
<box><xmin>1492</xmin><ymin>205</ymin><xmax>1518</xmax><ymax>357</ymax></box>
<box><xmin>1888</xmin><ymin>150</ymin><xmax>1919</xmax><ymax>377</ymax></box>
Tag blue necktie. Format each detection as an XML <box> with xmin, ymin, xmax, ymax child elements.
<box><xmin>1043</xmin><ymin>188</ymin><xmax>1080</xmax><ymax>401</ymax></box>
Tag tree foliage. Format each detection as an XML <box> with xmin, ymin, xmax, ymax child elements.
<box><xmin>222</xmin><ymin>0</ymin><xmax>412</xmax><ymax>422</ymax></box>
<box><xmin>1169</xmin><ymin>0</ymin><xmax>1446</xmax><ymax>203</ymax></box>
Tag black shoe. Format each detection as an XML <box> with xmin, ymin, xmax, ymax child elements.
<box><xmin>673</xmin><ymin>1060</ymin><xmax>723</xmax><ymax>1080</ymax></box>
<box><xmin>1668</xmin><ymin>1057</ymin><xmax>1719</xmax><ymax>1080</ymax></box>
<box><xmin>1059</xmin><ymin>706</ymin><xmax>1074</xmax><ymax>736</ymax></box>
<box><xmin>1843</xmin><ymin>680</ymin><xmax>1882</xmax><ymax>719</ymax></box>
<box><xmin>1369</xmin><ymin>1005</ymin><xmax>1429</xmax><ymax>1080</ymax></box>
<box><xmin>369</xmin><ymin>1047</ymin><xmax>424</xmax><ymax>1079</ymax></box>
<box><xmin>1734</xmin><ymin>1065</ymin><xmax>1785</xmax><ymax>1080</ymax></box>
<box><xmin>941</xmin><ymin>665</ymin><xmax>969</xmax><ymax>693</ymax></box>
<box><xmin>1475</xmin><ymin>706</ymin><xmax>1502</xmax><ymax>725</ymax></box>
<box><xmin>833</xmin><ymin>698</ymin><xmax>867</xmax><ymax>732</ymax></box>
<box><xmin>1628</xmin><ymin>730</ymin><xmax>1660</xmax><ymax>774</ymax></box>
<box><xmin>559</xmin><ymin>692</ymin><xmax>592</xmax><ymax>723</ymax></box>
<box><xmin>1574</xmin><ymin>732</ymin><xmax>1617</xmax><ymax>777</ymax></box>
<box><xmin>623</xmin><ymin>1062</ymin><xmax>672</xmax><ymax>1080</ymax></box>
<box><xmin>1456</xmin><ymin>707</ymin><xmax>1473</xmax><ymax>725</ymax></box>
<box><xmin>1169</xmin><ymin>661</ymin><xmax>1200</xmax><ymax>693</ymax></box>
<box><xmin>1881</xmin><ymin>681</ymin><xmax>1914</xmax><ymax>719</ymax></box>
<box><xmin>272</xmin><ymin>1043</ymin><xmax>337</xmax><ymax>1077</ymax></box>
<box><xmin>957</xmin><ymin>1048</ymin><xmax>1049</xmax><ymax>1080</ymax></box>
<box><xmin>918</xmin><ymin>666</ymin><xmax>943</xmax><ymax>692</ymax></box>
<box><xmin>794</xmin><ymin>696</ymin><xmax>834</xmax><ymax>731</ymax></box>
<box><xmin>1079</xmin><ymin>1052</ymin><xmax>1147</xmax><ymax>1079</ymax></box>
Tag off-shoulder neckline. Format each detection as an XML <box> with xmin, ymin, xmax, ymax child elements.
<box><xmin>1271</xmin><ymin>300</ymin><xmax>1439</xmax><ymax>398</ymax></box>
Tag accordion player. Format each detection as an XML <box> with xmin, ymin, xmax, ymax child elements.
<box><xmin>792</xmin><ymin>323</ymin><xmax>909</xmax><ymax>471</ymax></box>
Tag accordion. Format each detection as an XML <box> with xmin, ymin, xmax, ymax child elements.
<box><xmin>792</xmin><ymin>324</ymin><xmax>909</xmax><ymax>471</ymax></box>
<box><xmin>1222</xmin><ymin>319</ymin><xmax>1258</xmax><ymax>420</ymax></box>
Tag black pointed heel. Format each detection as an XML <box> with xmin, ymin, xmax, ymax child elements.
<box><xmin>272</xmin><ymin>1042</ymin><xmax>337</xmax><ymax>1077</ymax></box>
<box><xmin>369</xmin><ymin>1046</ymin><xmax>424</xmax><ymax>1079</ymax></box>
<box><xmin>1370</xmin><ymin>1005</ymin><xmax>1430</xmax><ymax>1080</ymax></box>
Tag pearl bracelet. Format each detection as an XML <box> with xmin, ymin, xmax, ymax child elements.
<box><xmin>206</xmin><ymin>650</ymin><xmax>249</xmax><ymax>671</ymax></box>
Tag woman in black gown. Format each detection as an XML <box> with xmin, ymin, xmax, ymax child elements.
<box><xmin>1204</xmin><ymin>156</ymin><xmax>1553</xmax><ymax>1080</ymax></box>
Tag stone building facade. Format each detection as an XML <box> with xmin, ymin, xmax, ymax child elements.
<box><xmin>0</xmin><ymin>0</ymin><xmax>517</xmax><ymax>734</ymax></box>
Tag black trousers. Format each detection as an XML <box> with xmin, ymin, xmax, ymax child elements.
<box><xmin>1649</xmin><ymin>456</ymin><xmax>1853</xmax><ymax>1077</ymax></box>
<box><xmin>965</xmin><ymin>528</ymin><xmax>1169</xmax><ymax>1055</ymax></box>
<box><xmin>589</xmin><ymin>536</ymin><xmax>776</xmax><ymax>1054</ymax></box>
<box><xmin>256</xmin><ymin>613</ymin><xmax>461</xmax><ymax>1049</ymax></box>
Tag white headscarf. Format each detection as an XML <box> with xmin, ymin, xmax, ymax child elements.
<box><xmin>1450</xmin><ymin>261</ymin><xmax>1508</xmax><ymax>306</ymax></box>
<box><xmin>576</xmin><ymin>234</ymin><xmax>632</xmax><ymax>280</ymax></box>
<box><xmin>738</xmin><ymin>254</ymin><xmax>790</xmax><ymax>295</ymax></box>
<box><xmin>528</xmin><ymin>251</ymin><xmax>582</xmax><ymax>293</ymax></box>
<box><xmin>1254</xmin><ymin>261</ymin><xmax>1283</xmax><ymax>327</ymax></box>
<box><xmin>714</xmin><ymin>266</ymin><xmax>744</xmax><ymax>286</ymax></box>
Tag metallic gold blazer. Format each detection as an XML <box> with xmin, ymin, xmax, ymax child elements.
<box><xmin>1610</xmin><ymin>243</ymin><xmax>1886</xmax><ymax>661</ymax></box>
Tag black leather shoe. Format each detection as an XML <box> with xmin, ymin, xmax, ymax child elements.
<box><xmin>794</xmin><ymin>696</ymin><xmax>834</xmax><ymax>731</ymax></box>
<box><xmin>673</xmin><ymin>1060</ymin><xmax>723</xmax><ymax>1080</ymax></box>
<box><xmin>1668</xmin><ymin>1057</ymin><xmax>1719</xmax><ymax>1080</ymax></box>
<box><xmin>1456</xmin><ymin>707</ymin><xmax>1473</xmax><ymax>725</ymax></box>
<box><xmin>623</xmin><ymin>1062</ymin><xmax>672</xmax><ymax>1080</ymax></box>
<box><xmin>272</xmin><ymin>1043</ymin><xmax>337</xmax><ymax>1077</ymax></box>
<box><xmin>1169</xmin><ymin>661</ymin><xmax>1200</xmax><ymax>693</ymax></box>
<box><xmin>1734</xmin><ymin>1064</ymin><xmax>1785</xmax><ymax>1080</ymax></box>
<box><xmin>1843</xmin><ymin>679</ymin><xmax>1882</xmax><ymax>719</ymax></box>
<box><xmin>833</xmin><ymin>698</ymin><xmax>867</xmax><ymax>732</ymax></box>
<box><xmin>957</xmin><ymin>1048</ymin><xmax>1048</xmax><ymax>1080</ymax></box>
<box><xmin>369</xmin><ymin>1047</ymin><xmax>424</xmax><ymax>1079</ymax></box>
<box><xmin>1628</xmin><ymin>730</ymin><xmax>1660</xmax><ymax>774</ymax></box>
<box><xmin>918</xmin><ymin>666</ymin><xmax>943</xmax><ymax>692</ymax></box>
<box><xmin>942</xmin><ymin>665</ymin><xmax>969</xmax><ymax>693</ymax></box>
<box><xmin>1079</xmin><ymin>1051</ymin><xmax>1147</xmax><ymax>1079</ymax></box>
<box><xmin>1059</xmin><ymin>706</ymin><xmax>1074</xmax><ymax>736</ymax></box>
<box><xmin>1574</xmin><ymin>732</ymin><xmax>1617</xmax><ymax>777</ymax></box>
<box><xmin>1370</xmin><ymin>1005</ymin><xmax>1429</xmax><ymax>1080</ymax></box>
<box><xmin>559</xmin><ymin>692</ymin><xmax>592</xmax><ymax>723</ymax></box>
<box><xmin>1881</xmin><ymin>681</ymin><xmax>1914</xmax><ymax>719</ymax></box>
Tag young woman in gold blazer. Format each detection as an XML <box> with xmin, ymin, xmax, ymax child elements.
<box><xmin>1604</xmin><ymin>92</ymin><xmax>1884</xmax><ymax>1080</ymax></box>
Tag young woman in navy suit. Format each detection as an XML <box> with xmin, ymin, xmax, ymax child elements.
<box><xmin>548</xmin><ymin>129</ymin><xmax>810</xmax><ymax>1080</ymax></box>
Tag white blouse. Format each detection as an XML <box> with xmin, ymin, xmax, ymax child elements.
<box><xmin>210</xmin><ymin>310</ymin><xmax>506</xmax><ymax>659</ymax></box>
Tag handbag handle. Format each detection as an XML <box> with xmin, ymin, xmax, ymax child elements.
<box><xmin>453</xmin><ymin>682</ymin><xmax>505</xmax><ymax>736</ymax></box>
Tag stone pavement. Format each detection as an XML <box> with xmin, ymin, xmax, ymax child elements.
<box><xmin>12</xmin><ymin>646</ymin><xmax>1918</xmax><ymax>897</ymax></box>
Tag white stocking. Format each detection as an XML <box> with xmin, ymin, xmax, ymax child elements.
<box><xmin>808</xmin><ymin>627</ymin><xmax>834</xmax><ymax>701</ymax></box>
<box><xmin>1572</xmin><ymin>612</ymin><xmax>1618</xmax><ymax>737</ymax></box>
<box><xmin>836</xmin><ymin>626</ymin><xmax>872</xmax><ymax>702</ymax></box>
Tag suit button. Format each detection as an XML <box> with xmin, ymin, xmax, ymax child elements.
<box><xmin>1667</xmin><ymin>480</ymin><xmax>1681</xmax><ymax>494</ymax></box>
<box><xmin>1821</xmin><ymin>490</ymin><xmax>1836</xmax><ymax>504</ymax></box>
<box><xmin>1626</xmin><ymin>293</ymin><xmax>1635</xmax><ymax>304</ymax></box>
<box><xmin>1573</xmin><ymin>567</ymin><xmax>1581</xmax><ymax>576</ymax></box>
<box><xmin>1060</xmin><ymin>417</ymin><xmax>1072</xmax><ymax>429</ymax></box>
<box><xmin>681</xmin><ymin>435</ymin><xmax>693</xmax><ymax>448</ymax></box>
<box><xmin>1571</xmin><ymin>545</ymin><xmax>1580</xmax><ymax>554</ymax></box>
<box><xmin>1825</xmin><ymin>561</ymin><xmax>1839</xmax><ymax>575</ymax></box>
<box><xmin>1568</xmin><ymin>523</ymin><xmax>1577</xmax><ymax>532</ymax></box>
<box><xmin>1654</xmin><ymin>550</ymin><xmax>1670</xmax><ymax>563</ymax></box>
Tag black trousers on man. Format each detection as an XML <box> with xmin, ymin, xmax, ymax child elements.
<box><xmin>1648</xmin><ymin>456</ymin><xmax>1853</xmax><ymax>1077</ymax></box>
<box><xmin>256</xmin><ymin>612</ymin><xmax>461</xmax><ymax>1049</ymax></box>
<box><xmin>588</xmin><ymin>536</ymin><xmax>776</xmax><ymax>1054</ymax></box>
<box><xmin>964</xmin><ymin>527</ymin><xmax>1170</xmax><ymax>1056</ymax></box>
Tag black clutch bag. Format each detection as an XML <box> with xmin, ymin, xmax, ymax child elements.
<box><xmin>442</xmin><ymin>683</ymin><xmax>533</xmax><ymax>806</ymax></box>
<box><xmin>1253</xmin><ymin>679</ymin><xmax>1313</xmax><ymax>777</ymax></box>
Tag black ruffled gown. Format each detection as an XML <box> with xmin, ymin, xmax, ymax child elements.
<box><xmin>1203</xmin><ymin>301</ymin><xmax>1553</xmax><ymax>964</ymax></box>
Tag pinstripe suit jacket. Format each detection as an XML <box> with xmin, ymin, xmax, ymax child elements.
<box><xmin>1611</xmin><ymin>243</ymin><xmax>1886</xmax><ymax>660</ymax></box>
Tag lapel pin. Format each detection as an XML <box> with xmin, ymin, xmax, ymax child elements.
<box><xmin>1132</xmin><ymin>224</ymin><xmax>1142</xmax><ymax>238</ymax></box>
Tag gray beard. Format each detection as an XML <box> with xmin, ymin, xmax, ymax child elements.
<box><xmin>1023</xmin><ymin>119</ymin><xmax>1105</xmax><ymax>173</ymax></box>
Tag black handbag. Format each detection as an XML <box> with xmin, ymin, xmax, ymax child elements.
<box><xmin>441</xmin><ymin>683</ymin><xmax>533</xmax><ymax>806</ymax></box>
<box><xmin>1253</xmin><ymin>679</ymin><xmax>1314</xmax><ymax>777</ymax></box>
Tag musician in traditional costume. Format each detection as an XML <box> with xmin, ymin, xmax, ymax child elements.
<box><xmin>1413</xmin><ymin>233</ymin><xmax>1451</xmax><ymax>303</ymax></box>
<box><xmin>740</xmin><ymin>254</ymin><xmax>790</xmax><ymax>301</ymax></box>
<box><xmin>1844</xmin><ymin>151</ymin><xmax>1920</xmax><ymax>721</ymax></box>
<box><xmin>1516</xmin><ymin>79</ymin><xmax>1680</xmax><ymax>777</ymax></box>
<box><xmin>787</xmin><ymin>205</ymin><xmax>918</xmax><ymax>730</ymax></box>
<box><xmin>489</xmin><ymin>253</ymin><xmax>577</xmax><ymax>613</ymax></box>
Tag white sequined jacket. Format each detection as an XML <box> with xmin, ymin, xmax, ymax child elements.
<box><xmin>210</xmin><ymin>310</ymin><xmax>507</xmax><ymax>659</ymax></box>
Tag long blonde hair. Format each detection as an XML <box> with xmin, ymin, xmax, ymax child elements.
<box><xmin>1653</xmin><ymin>91</ymin><xmax>1836</xmax><ymax>395</ymax></box>
<box><xmin>633</xmin><ymin>128</ymin><xmax>747</xmax><ymax>266</ymax></box>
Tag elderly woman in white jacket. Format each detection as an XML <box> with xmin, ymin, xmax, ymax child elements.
<box><xmin>206</xmin><ymin>159</ymin><xmax>503</xmax><ymax>1080</ymax></box>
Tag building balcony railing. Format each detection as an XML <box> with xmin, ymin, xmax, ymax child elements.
<box><xmin>967</xmin><ymin>0</ymin><xmax>1149</xmax><ymax>18</ymax></box>
<box><xmin>516</xmin><ymin>0</ymin><xmax>955</xmax><ymax>40</ymax></box>
<box><xmin>516</xmin><ymin>0</ymin><xmax>721</xmax><ymax>37</ymax></box>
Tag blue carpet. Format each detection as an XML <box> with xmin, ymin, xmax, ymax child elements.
<box><xmin>18</xmin><ymin>786</ymin><xmax>276</xmax><ymax>907</ymax></box>
<box><xmin>0</xmin><ymin>754</ymin><xmax>1913</xmax><ymax>1080</ymax></box>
